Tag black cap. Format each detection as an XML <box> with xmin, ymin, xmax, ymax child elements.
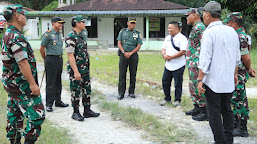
<box><xmin>51</xmin><ymin>17</ymin><xmax>65</xmax><ymax>23</ymax></box>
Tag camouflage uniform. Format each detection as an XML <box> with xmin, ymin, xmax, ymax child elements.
<box><xmin>65</xmin><ymin>28</ymin><xmax>91</xmax><ymax>109</ymax></box>
<box><xmin>231</xmin><ymin>28</ymin><xmax>250</xmax><ymax>120</ymax></box>
<box><xmin>186</xmin><ymin>21</ymin><xmax>206</xmax><ymax>107</ymax></box>
<box><xmin>1</xmin><ymin>5</ymin><xmax>45</xmax><ymax>141</ymax></box>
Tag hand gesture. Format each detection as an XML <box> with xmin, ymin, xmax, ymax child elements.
<box><xmin>234</xmin><ymin>75</ymin><xmax>239</xmax><ymax>86</ymax></box>
<box><xmin>30</xmin><ymin>83</ymin><xmax>40</xmax><ymax>96</ymax></box>
<box><xmin>197</xmin><ymin>81</ymin><xmax>206</xmax><ymax>94</ymax></box>
<box><xmin>75</xmin><ymin>71</ymin><xmax>81</xmax><ymax>80</ymax></box>
<box><xmin>248</xmin><ymin>67</ymin><xmax>256</xmax><ymax>77</ymax></box>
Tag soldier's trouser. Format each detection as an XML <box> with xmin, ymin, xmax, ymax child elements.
<box><xmin>45</xmin><ymin>55</ymin><xmax>63</xmax><ymax>106</ymax></box>
<box><xmin>231</xmin><ymin>70</ymin><xmax>249</xmax><ymax>120</ymax></box>
<box><xmin>118</xmin><ymin>52</ymin><xmax>138</xmax><ymax>95</ymax></box>
<box><xmin>204</xmin><ymin>84</ymin><xmax>233</xmax><ymax>144</ymax></box>
<box><xmin>70</xmin><ymin>73</ymin><xmax>91</xmax><ymax>108</ymax></box>
<box><xmin>188</xmin><ymin>68</ymin><xmax>206</xmax><ymax>107</ymax></box>
<box><xmin>6</xmin><ymin>94</ymin><xmax>45</xmax><ymax>141</ymax></box>
<box><xmin>162</xmin><ymin>66</ymin><xmax>185</xmax><ymax>102</ymax></box>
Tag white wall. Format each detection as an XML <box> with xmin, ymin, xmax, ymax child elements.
<box><xmin>24</xmin><ymin>19</ymin><xmax>39</xmax><ymax>40</ymax></box>
<box><xmin>41</xmin><ymin>18</ymin><xmax>52</xmax><ymax>35</ymax></box>
<box><xmin>97</xmin><ymin>17</ymin><xmax>114</xmax><ymax>47</ymax></box>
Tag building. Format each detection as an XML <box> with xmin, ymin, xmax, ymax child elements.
<box><xmin>27</xmin><ymin>0</ymin><xmax>189</xmax><ymax>50</ymax></box>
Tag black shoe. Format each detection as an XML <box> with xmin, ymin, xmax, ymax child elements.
<box><xmin>71</xmin><ymin>113</ymin><xmax>84</xmax><ymax>121</ymax></box>
<box><xmin>46</xmin><ymin>106</ymin><xmax>53</xmax><ymax>112</ymax></box>
<box><xmin>185</xmin><ymin>104</ymin><xmax>200</xmax><ymax>116</ymax></box>
<box><xmin>55</xmin><ymin>101</ymin><xmax>69</xmax><ymax>107</ymax></box>
<box><xmin>233</xmin><ymin>119</ymin><xmax>249</xmax><ymax>137</ymax></box>
<box><xmin>24</xmin><ymin>139</ymin><xmax>35</xmax><ymax>144</ymax></box>
<box><xmin>83</xmin><ymin>110</ymin><xmax>100</xmax><ymax>118</ymax></box>
<box><xmin>117</xmin><ymin>94</ymin><xmax>124</xmax><ymax>100</ymax></box>
<box><xmin>192</xmin><ymin>113</ymin><xmax>208</xmax><ymax>121</ymax></box>
<box><xmin>10</xmin><ymin>137</ymin><xmax>21</xmax><ymax>144</ymax></box>
<box><xmin>128</xmin><ymin>94</ymin><xmax>136</xmax><ymax>98</ymax></box>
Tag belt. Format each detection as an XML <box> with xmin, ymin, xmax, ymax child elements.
<box><xmin>47</xmin><ymin>55</ymin><xmax>62</xmax><ymax>58</ymax></box>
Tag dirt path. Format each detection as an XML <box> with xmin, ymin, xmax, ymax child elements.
<box><xmin>91</xmin><ymin>79</ymin><xmax>257</xmax><ymax>144</ymax></box>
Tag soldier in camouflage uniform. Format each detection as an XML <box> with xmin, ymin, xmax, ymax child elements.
<box><xmin>65</xmin><ymin>15</ymin><xmax>100</xmax><ymax>121</ymax></box>
<box><xmin>185</xmin><ymin>8</ymin><xmax>208</xmax><ymax>121</ymax></box>
<box><xmin>225</xmin><ymin>12</ymin><xmax>256</xmax><ymax>137</ymax></box>
<box><xmin>1</xmin><ymin>5</ymin><xmax>45</xmax><ymax>144</ymax></box>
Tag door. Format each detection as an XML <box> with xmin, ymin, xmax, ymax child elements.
<box><xmin>114</xmin><ymin>18</ymin><xmax>127</xmax><ymax>47</ymax></box>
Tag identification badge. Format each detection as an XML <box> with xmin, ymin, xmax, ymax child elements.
<box><xmin>133</xmin><ymin>33</ymin><xmax>138</xmax><ymax>38</ymax></box>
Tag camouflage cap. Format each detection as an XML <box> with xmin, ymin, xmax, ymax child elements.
<box><xmin>223</xmin><ymin>12</ymin><xmax>243</xmax><ymax>24</ymax></box>
<box><xmin>128</xmin><ymin>17</ymin><xmax>136</xmax><ymax>23</ymax></box>
<box><xmin>71</xmin><ymin>15</ymin><xmax>86</xmax><ymax>23</ymax></box>
<box><xmin>3</xmin><ymin>4</ymin><xmax>27</xmax><ymax>16</ymax></box>
<box><xmin>185</xmin><ymin>8</ymin><xmax>200</xmax><ymax>16</ymax></box>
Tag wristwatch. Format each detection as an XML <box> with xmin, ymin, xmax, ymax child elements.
<box><xmin>197</xmin><ymin>79</ymin><xmax>202</xmax><ymax>83</ymax></box>
<box><xmin>122</xmin><ymin>50</ymin><xmax>125</xmax><ymax>54</ymax></box>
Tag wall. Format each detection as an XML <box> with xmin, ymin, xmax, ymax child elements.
<box><xmin>24</xmin><ymin>19</ymin><xmax>39</xmax><ymax>40</ymax></box>
<box><xmin>97</xmin><ymin>17</ymin><xmax>114</xmax><ymax>48</ymax></box>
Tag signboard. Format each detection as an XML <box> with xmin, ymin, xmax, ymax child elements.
<box><xmin>0</xmin><ymin>15</ymin><xmax>6</xmax><ymax>28</ymax></box>
<box><xmin>85</xmin><ymin>18</ymin><xmax>91</xmax><ymax>26</ymax></box>
<box><xmin>149</xmin><ymin>18</ymin><xmax>160</xmax><ymax>31</ymax></box>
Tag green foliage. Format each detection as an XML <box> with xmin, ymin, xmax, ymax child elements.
<box><xmin>0</xmin><ymin>28</ymin><xmax>6</xmax><ymax>46</ymax></box>
<box><xmin>42</xmin><ymin>1</ymin><xmax>58</xmax><ymax>11</ymax></box>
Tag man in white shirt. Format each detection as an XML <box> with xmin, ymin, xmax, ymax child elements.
<box><xmin>197</xmin><ymin>1</ymin><xmax>241</xmax><ymax>144</ymax></box>
<box><xmin>160</xmin><ymin>21</ymin><xmax>187</xmax><ymax>107</ymax></box>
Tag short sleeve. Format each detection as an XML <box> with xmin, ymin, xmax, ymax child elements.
<box><xmin>179</xmin><ymin>36</ymin><xmax>188</xmax><ymax>51</ymax></box>
<box><xmin>161</xmin><ymin>37</ymin><xmax>167</xmax><ymax>49</ymax></box>
<box><xmin>11</xmin><ymin>37</ymin><xmax>29</xmax><ymax>62</ymax></box>
<box><xmin>41</xmin><ymin>33</ymin><xmax>50</xmax><ymax>47</ymax></box>
<box><xmin>117</xmin><ymin>30</ymin><xmax>123</xmax><ymax>41</ymax></box>
<box><xmin>65</xmin><ymin>37</ymin><xmax>76</xmax><ymax>53</ymax></box>
<box><xmin>137</xmin><ymin>33</ymin><xmax>143</xmax><ymax>45</ymax></box>
<box><xmin>239</xmin><ymin>36</ymin><xmax>249</xmax><ymax>55</ymax></box>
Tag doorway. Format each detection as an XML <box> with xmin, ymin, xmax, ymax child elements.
<box><xmin>114</xmin><ymin>18</ymin><xmax>127</xmax><ymax>47</ymax></box>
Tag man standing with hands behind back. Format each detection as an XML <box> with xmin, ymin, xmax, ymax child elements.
<box><xmin>40</xmin><ymin>17</ymin><xmax>69</xmax><ymax>112</ymax></box>
<box><xmin>117</xmin><ymin>17</ymin><xmax>143</xmax><ymax>100</ymax></box>
<box><xmin>197</xmin><ymin>1</ymin><xmax>241</xmax><ymax>144</ymax></box>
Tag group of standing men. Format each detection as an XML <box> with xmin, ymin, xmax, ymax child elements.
<box><xmin>2</xmin><ymin>4</ymin><xmax>99</xmax><ymax>144</ymax></box>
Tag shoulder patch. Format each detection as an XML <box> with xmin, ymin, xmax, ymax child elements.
<box><xmin>44</xmin><ymin>33</ymin><xmax>49</xmax><ymax>36</ymax></box>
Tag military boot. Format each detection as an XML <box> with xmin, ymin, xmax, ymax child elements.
<box><xmin>83</xmin><ymin>105</ymin><xmax>100</xmax><ymax>118</ymax></box>
<box><xmin>234</xmin><ymin>115</ymin><xmax>239</xmax><ymax>128</ymax></box>
<box><xmin>71</xmin><ymin>106</ymin><xmax>84</xmax><ymax>121</ymax></box>
<box><xmin>10</xmin><ymin>137</ymin><xmax>21</xmax><ymax>144</ymax></box>
<box><xmin>192</xmin><ymin>107</ymin><xmax>208</xmax><ymax>121</ymax></box>
<box><xmin>24</xmin><ymin>139</ymin><xmax>35</xmax><ymax>144</ymax></box>
<box><xmin>185</xmin><ymin>104</ymin><xmax>200</xmax><ymax>116</ymax></box>
<box><xmin>233</xmin><ymin>119</ymin><xmax>249</xmax><ymax>137</ymax></box>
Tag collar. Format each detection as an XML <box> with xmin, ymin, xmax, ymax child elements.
<box><xmin>236</xmin><ymin>27</ymin><xmax>243</xmax><ymax>33</ymax></box>
<box><xmin>193</xmin><ymin>20</ymin><xmax>202</xmax><ymax>28</ymax></box>
<box><xmin>51</xmin><ymin>28</ymin><xmax>60</xmax><ymax>34</ymax></box>
<box><xmin>173</xmin><ymin>32</ymin><xmax>181</xmax><ymax>38</ymax></box>
<box><xmin>126</xmin><ymin>27</ymin><xmax>135</xmax><ymax>33</ymax></box>
<box><xmin>206</xmin><ymin>21</ymin><xmax>223</xmax><ymax>29</ymax></box>
<box><xmin>8</xmin><ymin>25</ymin><xmax>22</xmax><ymax>33</ymax></box>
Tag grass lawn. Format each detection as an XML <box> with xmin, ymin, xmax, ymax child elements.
<box><xmin>0</xmin><ymin>84</ymin><xmax>71</xmax><ymax>144</ymax></box>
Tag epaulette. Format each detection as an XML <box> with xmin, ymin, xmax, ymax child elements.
<box><xmin>135</xmin><ymin>30</ymin><xmax>140</xmax><ymax>33</ymax></box>
<box><xmin>47</xmin><ymin>30</ymin><xmax>52</xmax><ymax>33</ymax></box>
<box><xmin>122</xmin><ymin>28</ymin><xmax>127</xmax><ymax>30</ymax></box>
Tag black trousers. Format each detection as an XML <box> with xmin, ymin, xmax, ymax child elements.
<box><xmin>118</xmin><ymin>52</ymin><xmax>138</xmax><ymax>95</ymax></box>
<box><xmin>204</xmin><ymin>84</ymin><xmax>234</xmax><ymax>144</ymax></box>
<box><xmin>45</xmin><ymin>55</ymin><xmax>63</xmax><ymax>106</ymax></box>
<box><xmin>162</xmin><ymin>66</ymin><xmax>185</xmax><ymax>102</ymax></box>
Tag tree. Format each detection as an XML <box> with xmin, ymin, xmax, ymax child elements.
<box><xmin>42</xmin><ymin>1</ymin><xmax>58</xmax><ymax>11</ymax></box>
<box><xmin>165</xmin><ymin>0</ymin><xmax>207</xmax><ymax>8</ymax></box>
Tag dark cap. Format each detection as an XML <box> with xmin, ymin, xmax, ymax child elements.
<box><xmin>203</xmin><ymin>1</ymin><xmax>221</xmax><ymax>14</ymax></box>
<box><xmin>51</xmin><ymin>17</ymin><xmax>65</xmax><ymax>23</ymax></box>
<box><xmin>128</xmin><ymin>17</ymin><xmax>136</xmax><ymax>23</ymax></box>
<box><xmin>223</xmin><ymin>12</ymin><xmax>243</xmax><ymax>24</ymax></box>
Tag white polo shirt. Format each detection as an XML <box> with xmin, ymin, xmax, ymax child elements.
<box><xmin>161</xmin><ymin>32</ymin><xmax>187</xmax><ymax>71</ymax></box>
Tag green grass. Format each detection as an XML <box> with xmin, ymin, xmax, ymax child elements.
<box><xmin>93</xmin><ymin>90</ymin><xmax>205</xmax><ymax>144</ymax></box>
<box><xmin>0</xmin><ymin>84</ymin><xmax>71</xmax><ymax>144</ymax></box>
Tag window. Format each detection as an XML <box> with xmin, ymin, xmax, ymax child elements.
<box><xmin>47</xmin><ymin>23</ymin><xmax>50</xmax><ymax>30</ymax></box>
<box><xmin>86</xmin><ymin>18</ymin><xmax>98</xmax><ymax>38</ymax></box>
<box><xmin>144</xmin><ymin>17</ymin><xmax>165</xmax><ymax>38</ymax></box>
<box><xmin>37</xmin><ymin>23</ymin><xmax>39</xmax><ymax>37</ymax></box>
